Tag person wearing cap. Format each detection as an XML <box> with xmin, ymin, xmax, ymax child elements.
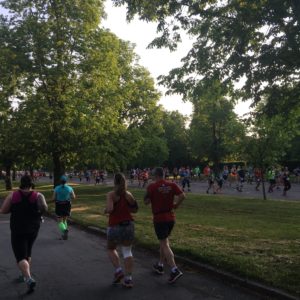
<box><xmin>53</xmin><ymin>175</ymin><xmax>76</xmax><ymax>240</ymax></box>
<box><xmin>0</xmin><ymin>175</ymin><xmax>48</xmax><ymax>293</ymax></box>
<box><xmin>144</xmin><ymin>167</ymin><xmax>186</xmax><ymax>284</ymax></box>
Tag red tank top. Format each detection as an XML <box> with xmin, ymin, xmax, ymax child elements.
<box><xmin>108</xmin><ymin>193</ymin><xmax>133</xmax><ymax>226</ymax></box>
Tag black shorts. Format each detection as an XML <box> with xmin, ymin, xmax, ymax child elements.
<box><xmin>154</xmin><ymin>221</ymin><xmax>175</xmax><ymax>240</ymax></box>
<box><xmin>11</xmin><ymin>231</ymin><xmax>38</xmax><ymax>263</ymax></box>
<box><xmin>55</xmin><ymin>201</ymin><xmax>71</xmax><ymax>217</ymax></box>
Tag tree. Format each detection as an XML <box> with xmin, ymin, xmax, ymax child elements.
<box><xmin>112</xmin><ymin>0</ymin><xmax>300</xmax><ymax>114</ymax></box>
<box><xmin>243</xmin><ymin>110</ymin><xmax>298</xmax><ymax>200</ymax></box>
<box><xmin>161</xmin><ymin>110</ymin><xmax>189</xmax><ymax>167</ymax></box>
<box><xmin>188</xmin><ymin>80</ymin><xmax>245</xmax><ymax>169</ymax></box>
<box><xmin>0</xmin><ymin>15</ymin><xmax>22</xmax><ymax>190</ymax></box>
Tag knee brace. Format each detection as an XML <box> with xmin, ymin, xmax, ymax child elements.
<box><xmin>121</xmin><ymin>246</ymin><xmax>133</xmax><ymax>259</ymax></box>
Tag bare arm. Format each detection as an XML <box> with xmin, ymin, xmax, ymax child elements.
<box><xmin>144</xmin><ymin>191</ymin><xmax>151</xmax><ymax>205</ymax></box>
<box><xmin>71</xmin><ymin>190</ymin><xmax>76</xmax><ymax>200</ymax></box>
<box><xmin>37</xmin><ymin>193</ymin><xmax>48</xmax><ymax>213</ymax></box>
<box><xmin>173</xmin><ymin>192</ymin><xmax>186</xmax><ymax>209</ymax></box>
<box><xmin>104</xmin><ymin>192</ymin><xmax>114</xmax><ymax>214</ymax></box>
<box><xmin>0</xmin><ymin>193</ymin><xmax>13</xmax><ymax>214</ymax></box>
<box><xmin>126</xmin><ymin>191</ymin><xmax>138</xmax><ymax>213</ymax></box>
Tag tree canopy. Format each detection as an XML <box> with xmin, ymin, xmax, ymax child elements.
<box><xmin>112</xmin><ymin>0</ymin><xmax>300</xmax><ymax>114</ymax></box>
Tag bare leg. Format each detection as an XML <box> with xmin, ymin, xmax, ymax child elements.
<box><xmin>124</xmin><ymin>256</ymin><xmax>133</xmax><ymax>276</ymax></box>
<box><xmin>107</xmin><ymin>249</ymin><xmax>121</xmax><ymax>269</ymax></box>
<box><xmin>159</xmin><ymin>239</ymin><xmax>176</xmax><ymax>268</ymax></box>
<box><xmin>18</xmin><ymin>259</ymin><xmax>31</xmax><ymax>280</ymax></box>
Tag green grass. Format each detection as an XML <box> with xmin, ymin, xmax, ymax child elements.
<box><xmin>1</xmin><ymin>182</ymin><xmax>300</xmax><ymax>296</ymax></box>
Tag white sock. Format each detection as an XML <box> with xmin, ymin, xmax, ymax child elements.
<box><xmin>171</xmin><ymin>266</ymin><xmax>178</xmax><ymax>273</ymax></box>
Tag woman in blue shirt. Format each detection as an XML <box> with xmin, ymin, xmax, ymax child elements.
<box><xmin>53</xmin><ymin>175</ymin><xmax>76</xmax><ymax>240</ymax></box>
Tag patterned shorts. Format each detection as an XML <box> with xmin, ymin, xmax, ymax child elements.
<box><xmin>107</xmin><ymin>221</ymin><xmax>135</xmax><ymax>243</ymax></box>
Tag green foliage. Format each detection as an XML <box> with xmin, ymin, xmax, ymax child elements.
<box><xmin>0</xmin><ymin>0</ymin><xmax>165</xmax><ymax>177</ymax></box>
<box><xmin>113</xmin><ymin>0</ymin><xmax>300</xmax><ymax>115</ymax></box>
<box><xmin>189</xmin><ymin>80</ymin><xmax>245</xmax><ymax>166</ymax></box>
<box><xmin>161</xmin><ymin>110</ymin><xmax>189</xmax><ymax>167</ymax></box>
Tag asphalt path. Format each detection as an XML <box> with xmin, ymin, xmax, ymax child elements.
<box><xmin>69</xmin><ymin>177</ymin><xmax>300</xmax><ymax>201</ymax></box>
<box><xmin>0</xmin><ymin>214</ymin><xmax>263</xmax><ymax>300</ymax></box>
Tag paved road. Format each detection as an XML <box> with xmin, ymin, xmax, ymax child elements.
<box><xmin>0</xmin><ymin>214</ymin><xmax>264</xmax><ymax>300</ymax></box>
<box><xmin>66</xmin><ymin>177</ymin><xmax>300</xmax><ymax>201</ymax></box>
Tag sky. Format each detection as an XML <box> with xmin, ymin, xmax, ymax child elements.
<box><xmin>102</xmin><ymin>1</ymin><xmax>194</xmax><ymax>117</ymax></box>
<box><xmin>102</xmin><ymin>0</ymin><xmax>251</xmax><ymax>118</ymax></box>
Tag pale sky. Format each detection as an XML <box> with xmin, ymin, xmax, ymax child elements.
<box><xmin>102</xmin><ymin>0</ymin><xmax>194</xmax><ymax>117</ymax></box>
<box><xmin>102</xmin><ymin>0</ymin><xmax>250</xmax><ymax>117</ymax></box>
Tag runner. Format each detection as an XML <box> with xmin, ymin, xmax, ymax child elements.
<box><xmin>206</xmin><ymin>168</ymin><xmax>216</xmax><ymax>194</ymax></box>
<box><xmin>236</xmin><ymin>166</ymin><xmax>245</xmax><ymax>192</ymax></box>
<box><xmin>254</xmin><ymin>167</ymin><xmax>262</xmax><ymax>191</ymax></box>
<box><xmin>104</xmin><ymin>173</ymin><xmax>138</xmax><ymax>288</ymax></box>
<box><xmin>95</xmin><ymin>172</ymin><xmax>101</xmax><ymax>185</ymax></box>
<box><xmin>144</xmin><ymin>167</ymin><xmax>186</xmax><ymax>284</ymax></box>
<box><xmin>267</xmin><ymin>167</ymin><xmax>276</xmax><ymax>193</ymax></box>
<box><xmin>222</xmin><ymin>165</ymin><xmax>229</xmax><ymax>185</ymax></box>
<box><xmin>282</xmin><ymin>167</ymin><xmax>291</xmax><ymax>196</ymax></box>
<box><xmin>53</xmin><ymin>175</ymin><xmax>76</xmax><ymax>240</ymax></box>
<box><xmin>0</xmin><ymin>175</ymin><xmax>48</xmax><ymax>293</ymax></box>
<box><xmin>172</xmin><ymin>167</ymin><xmax>179</xmax><ymax>183</ymax></box>
<box><xmin>180</xmin><ymin>167</ymin><xmax>191</xmax><ymax>192</ymax></box>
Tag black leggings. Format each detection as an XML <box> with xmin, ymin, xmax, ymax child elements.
<box><xmin>11</xmin><ymin>232</ymin><xmax>38</xmax><ymax>263</ymax></box>
<box><xmin>284</xmin><ymin>181</ymin><xmax>291</xmax><ymax>192</ymax></box>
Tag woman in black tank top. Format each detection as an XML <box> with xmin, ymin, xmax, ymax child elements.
<box><xmin>0</xmin><ymin>175</ymin><xmax>47</xmax><ymax>293</ymax></box>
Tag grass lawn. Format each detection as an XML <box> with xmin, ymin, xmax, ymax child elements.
<box><xmin>1</xmin><ymin>182</ymin><xmax>300</xmax><ymax>296</ymax></box>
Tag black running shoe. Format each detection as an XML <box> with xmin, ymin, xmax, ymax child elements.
<box><xmin>168</xmin><ymin>269</ymin><xmax>183</xmax><ymax>284</ymax></box>
<box><xmin>26</xmin><ymin>277</ymin><xmax>36</xmax><ymax>293</ymax></box>
<box><xmin>62</xmin><ymin>229</ymin><xmax>69</xmax><ymax>240</ymax></box>
<box><xmin>112</xmin><ymin>270</ymin><xmax>124</xmax><ymax>285</ymax></box>
<box><xmin>153</xmin><ymin>263</ymin><xmax>164</xmax><ymax>275</ymax></box>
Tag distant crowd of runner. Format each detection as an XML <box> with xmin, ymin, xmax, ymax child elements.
<box><xmin>128</xmin><ymin>165</ymin><xmax>297</xmax><ymax>197</ymax></box>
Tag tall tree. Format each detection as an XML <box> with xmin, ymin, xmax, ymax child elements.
<box><xmin>243</xmin><ymin>100</ymin><xmax>299</xmax><ymax>199</ymax></box>
<box><xmin>161</xmin><ymin>110</ymin><xmax>189</xmax><ymax>167</ymax></box>
<box><xmin>189</xmin><ymin>81</ymin><xmax>245</xmax><ymax>168</ymax></box>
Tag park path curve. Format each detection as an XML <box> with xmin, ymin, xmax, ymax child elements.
<box><xmin>0</xmin><ymin>214</ymin><xmax>261</xmax><ymax>300</ymax></box>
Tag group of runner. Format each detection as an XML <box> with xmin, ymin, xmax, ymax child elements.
<box><xmin>0</xmin><ymin>167</ymin><xmax>186</xmax><ymax>293</ymax></box>
<box><xmin>105</xmin><ymin>168</ymin><xmax>185</xmax><ymax>288</ymax></box>
<box><xmin>129</xmin><ymin>165</ymin><xmax>293</xmax><ymax>196</ymax></box>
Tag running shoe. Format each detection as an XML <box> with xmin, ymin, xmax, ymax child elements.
<box><xmin>153</xmin><ymin>263</ymin><xmax>164</xmax><ymax>275</ymax></box>
<box><xmin>112</xmin><ymin>270</ymin><xmax>124</xmax><ymax>285</ymax></box>
<box><xmin>123</xmin><ymin>278</ymin><xmax>133</xmax><ymax>288</ymax></box>
<box><xmin>62</xmin><ymin>229</ymin><xmax>69</xmax><ymax>240</ymax></box>
<box><xmin>26</xmin><ymin>277</ymin><xmax>36</xmax><ymax>293</ymax></box>
<box><xmin>168</xmin><ymin>269</ymin><xmax>183</xmax><ymax>284</ymax></box>
<box><xmin>17</xmin><ymin>274</ymin><xmax>25</xmax><ymax>283</ymax></box>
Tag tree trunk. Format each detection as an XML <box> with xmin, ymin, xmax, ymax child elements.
<box><xmin>29</xmin><ymin>167</ymin><xmax>34</xmax><ymax>178</ymax></box>
<box><xmin>53</xmin><ymin>152</ymin><xmax>65</xmax><ymax>187</ymax></box>
<box><xmin>5</xmin><ymin>165</ymin><xmax>12</xmax><ymax>191</ymax></box>
<box><xmin>12</xmin><ymin>168</ymin><xmax>16</xmax><ymax>181</ymax></box>
<box><xmin>261</xmin><ymin>170</ymin><xmax>267</xmax><ymax>200</ymax></box>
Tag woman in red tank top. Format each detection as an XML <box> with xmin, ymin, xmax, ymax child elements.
<box><xmin>104</xmin><ymin>173</ymin><xmax>138</xmax><ymax>288</ymax></box>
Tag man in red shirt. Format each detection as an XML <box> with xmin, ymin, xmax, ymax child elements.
<box><xmin>144</xmin><ymin>167</ymin><xmax>186</xmax><ymax>284</ymax></box>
